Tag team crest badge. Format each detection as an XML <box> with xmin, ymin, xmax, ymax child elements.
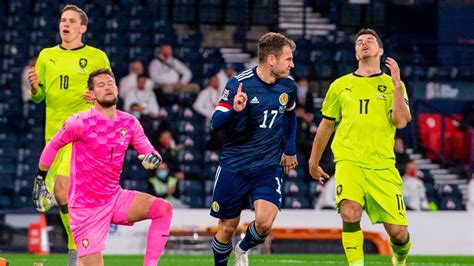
<box><xmin>279</xmin><ymin>93</ymin><xmax>289</xmax><ymax>105</ymax></box>
<box><xmin>79</xmin><ymin>58</ymin><xmax>88</xmax><ymax>69</ymax></box>
<box><xmin>377</xmin><ymin>85</ymin><xmax>387</xmax><ymax>92</ymax></box>
<box><xmin>336</xmin><ymin>184</ymin><xmax>343</xmax><ymax>196</ymax></box>
<box><xmin>81</xmin><ymin>238</ymin><xmax>90</xmax><ymax>249</ymax></box>
<box><xmin>212</xmin><ymin>201</ymin><xmax>220</xmax><ymax>212</ymax></box>
<box><xmin>120</xmin><ymin>128</ymin><xmax>127</xmax><ymax>137</ymax></box>
<box><xmin>221</xmin><ymin>89</ymin><xmax>229</xmax><ymax>101</ymax></box>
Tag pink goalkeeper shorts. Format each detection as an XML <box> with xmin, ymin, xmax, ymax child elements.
<box><xmin>70</xmin><ymin>189</ymin><xmax>137</xmax><ymax>257</ymax></box>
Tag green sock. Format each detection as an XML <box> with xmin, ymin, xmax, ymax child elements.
<box><xmin>390</xmin><ymin>236</ymin><xmax>411</xmax><ymax>266</ymax></box>
<box><xmin>59</xmin><ymin>204</ymin><xmax>77</xmax><ymax>250</ymax></box>
<box><xmin>342</xmin><ymin>221</ymin><xmax>364</xmax><ymax>265</ymax></box>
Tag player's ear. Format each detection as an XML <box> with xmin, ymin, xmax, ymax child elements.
<box><xmin>80</xmin><ymin>25</ymin><xmax>87</xmax><ymax>34</ymax></box>
<box><xmin>378</xmin><ymin>47</ymin><xmax>384</xmax><ymax>57</ymax></box>
<box><xmin>268</xmin><ymin>54</ymin><xmax>276</xmax><ymax>67</ymax></box>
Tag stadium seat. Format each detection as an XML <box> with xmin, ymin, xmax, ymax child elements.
<box><xmin>283</xmin><ymin>196</ymin><xmax>312</xmax><ymax>209</ymax></box>
<box><xmin>179</xmin><ymin>179</ymin><xmax>203</xmax><ymax>195</ymax></box>
<box><xmin>180</xmin><ymin>194</ymin><xmax>204</xmax><ymax>208</ymax></box>
<box><xmin>0</xmin><ymin>195</ymin><xmax>12</xmax><ymax>209</ymax></box>
<box><xmin>440</xmin><ymin>196</ymin><xmax>464</xmax><ymax>211</ymax></box>
<box><xmin>204</xmin><ymin>180</ymin><xmax>215</xmax><ymax>195</ymax></box>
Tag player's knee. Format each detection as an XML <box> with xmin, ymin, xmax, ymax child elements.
<box><xmin>149</xmin><ymin>198</ymin><xmax>173</xmax><ymax>220</ymax></box>
<box><xmin>161</xmin><ymin>199</ymin><xmax>173</xmax><ymax>217</ymax></box>
<box><xmin>389</xmin><ymin>227</ymin><xmax>409</xmax><ymax>244</ymax></box>
<box><xmin>254</xmin><ymin>219</ymin><xmax>273</xmax><ymax>235</ymax></box>
<box><xmin>340</xmin><ymin>202</ymin><xmax>362</xmax><ymax>222</ymax></box>
<box><xmin>219</xmin><ymin>222</ymin><xmax>238</xmax><ymax>236</ymax></box>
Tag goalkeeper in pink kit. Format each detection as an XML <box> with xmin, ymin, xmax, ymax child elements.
<box><xmin>33</xmin><ymin>69</ymin><xmax>172</xmax><ymax>266</ymax></box>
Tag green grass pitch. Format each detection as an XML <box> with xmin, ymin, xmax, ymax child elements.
<box><xmin>1</xmin><ymin>253</ymin><xmax>473</xmax><ymax>265</ymax></box>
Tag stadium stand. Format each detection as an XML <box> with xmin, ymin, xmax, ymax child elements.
<box><xmin>0</xmin><ymin>0</ymin><xmax>472</xmax><ymax>214</ymax></box>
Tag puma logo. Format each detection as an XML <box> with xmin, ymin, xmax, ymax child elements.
<box><xmin>344</xmin><ymin>88</ymin><xmax>352</xmax><ymax>92</ymax></box>
<box><xmin>49</xmin><ymin>59</ymin><xmax>56</xmax><ymax>64</ymax></box>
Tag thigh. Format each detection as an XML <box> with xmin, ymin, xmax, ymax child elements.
<box><xmin>249</xmin><ymin>166</ymin><xmax>283</xmax><ymax>209</ymax></box>
<box><xmin>46</xmin><ymin>143</ymin><xmax>72</xmax><ymax>192</ymax></box>
<box><xmin>79</xmin><ymin>253</ymin><xmax>103</xmax><ymax>266</ymax></box>
<box><xmin>365</xmin><ymin>167</ymin><xmax>408</xmax><ymax>225</ymax></box>
<box><xmin>70</xmin><ymin>203</ymin><xmax>114</xmax><ymax>257</ymax></box>
<box><xmin>210</xmin><ymin>166</ymin><xmax>252</xmax><ymax>219</ymax></box>
<box><xmin>254</xmin><ymin>199</ymin><xmax>279</xmax><ymax>228</ymax></box>
<box><xmin>111</xmin><ymin>189</ymin><xmax>143</xmax><ymax>225</ymax></box>
<box><xmin>335</xmin><ymin>162</ymin><xmax>367</xmax><ymax>209</ymax></box>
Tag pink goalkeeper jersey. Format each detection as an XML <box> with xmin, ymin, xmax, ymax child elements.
<box><xmin>39</xmin><ymin>107</ymin><xmax>158</xmax><ymax>207</ymax></box>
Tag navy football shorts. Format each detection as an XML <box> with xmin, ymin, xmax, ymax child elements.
<box><xmin>210</xmin><ymin>164</ymin><xmax>283</xmax><ymax>219</ymax></box>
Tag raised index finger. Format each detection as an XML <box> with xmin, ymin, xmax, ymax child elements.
<box><xmin>237</xmin><ymin>82</ymin><xmax>243</xmax><ymax>94</ymax></box>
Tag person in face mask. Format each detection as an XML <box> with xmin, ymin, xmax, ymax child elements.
<box><xmin>154</xmin><ymin>129</ymin><xmax>186</xmax><ymax>181</ymax></box>
<box><xmin>129</xmin><ymin>103</ymin><xmax>155</xmax><ymax>140</ymax></box>
<box><xmin>193</xmin><ymin>74</ymin><xmax>221</xmax><ymax>122</ymax></box>
<box><xmin>148</xmin><ymin>162</ymin><xmax>177</xmax><ymax>198</ymax></box>
<box><xmin>148</xmin><ymin>163</ymin><xmax>188</xmax><ymax>208</ymax></box>
<box><xmin>402</xmin><ymin>161</ymin><xmax>429</xmax><ymax>211</ymax></box>
<box><xmin>148</xmin><ymin>43</ymin><xmax>200</xmax><ymax>94</ymax></box>
<box><xmin>295</xmin><ymin>78</ymin><xmax>314</xmax><ymax>123</ymax></box>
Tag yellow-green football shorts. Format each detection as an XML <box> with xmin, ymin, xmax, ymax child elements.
<box><xmin>45</xmin><ymin>143</ymin><xmax>72</xmax><ymax>193</ymax></box>
<box><xmin>335</xmin><ymin>161</ymin><xmax>408</xmax><ymax>226</ymax></box>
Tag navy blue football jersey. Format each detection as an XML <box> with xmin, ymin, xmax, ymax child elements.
<box><xmin>214</xmin><ymin>67</ymin><xmax>297</xmax><ymax>171</ymax></box>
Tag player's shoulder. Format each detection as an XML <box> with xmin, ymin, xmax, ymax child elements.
<box><xmin>279</xmin><ymin>75</ymin><xmax>297</xmax><ymax>88</ymax></box>
<box><xmin>38</xmin><ymin>45</ymin><xmax>61</xmax><ymax>56</ymax></box>
<box><xmin>82</xmin><ymin>45</ymin><xmax>107</xmax><ymax>56</ymax></box>
<box><xmin>233</xmin><ymin>68</ymin><xmax>255</xmax><ymax>84</ymax></box>
<box><xmin>116</xmin><ymin>109</ymin><xmax>138</xmax><ymax>123</ymax></box>
<box><xmin>328</xmin><ymin>73</ymin><xmax>354</xmax><ymax>90</ymax></box>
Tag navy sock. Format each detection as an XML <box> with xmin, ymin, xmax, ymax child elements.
<box><xmin>238</xmin><ymin>221</ymin><xmax>267</xmax><ymax>251</ymax></box>
<box><xmin>212</xmin><ymin>237</ymin><xmax>233</xmax><ymax>266</ymax></box>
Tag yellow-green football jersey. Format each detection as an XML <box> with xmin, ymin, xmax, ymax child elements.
<box><xmin>31</xmin><ymin>44</ymin><xmax>110</xmax><ymax>140</ymax></box>
<box><xmin>321</xmin><ymin>72</ymin><xmax>409</xmax><ymax>169</ymax></box>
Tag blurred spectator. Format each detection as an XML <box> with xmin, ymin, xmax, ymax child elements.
<box><xmin>402</xmin><ymin>161</ymin><xmax>429</xmax><ymax>211</ymax></box>
<box><xmin>193</xmin><ymin>74</ymin><xmax>221</xmax><ymax>122</ymax></box>
<box><xmin>21</xmin><ymin>56</ymin><xmax>37</xmax><ymax>102</ymax></box>
<box><xmin>155</xmin><ymin>129</ymin><xmax>185</xmax><ymax>180</ymax></box>
<box><xmin>119</xmin><ymin>60</ymin><xmax>154</xmax><ymax>100</ymax></box>
<box><xmin>467</xmin><ymin>176</ymin><xmax>474</xmax><ymax>212</ymax></box>
<box><xmin>296</xmin><ymin>78</ymin><xmax>316</xmax><ymax>161</ymax></box>
<box><xmin>395</xmin><ymin>137</ymin><xmax>410</xmax><ymax>176</ymax></box>
<box><xmin>148</xmin><ymin>162</ymin><xmax>188</xmax><ymax>208</ymax></box>
<box><xmin>148</xmin><ymin>43</ymin><xmax>199</xmax><ymax>93</ymax></box>
<box><xmin>314</xmin><ymin>176</ymin><xmax>336</xmax><ymax>210</ymax></box>
<box><xmin>129</xmin><ymin>103</ymin><xmax>155</xmax><ymax>139</ymax></box>
<box><xmin>244</xmin><ymin>55</ymin><xmax>258</xmax><ymax>69</ymax></box>
<box><xmin>123</xmin><ymin>74</ymin><xmax>160</xmax><ymax>117</ymax></box>
<box><xmin>216</xmin><ymin>63</ymin><xmax>236</xmax><ymax>95</ymax></box>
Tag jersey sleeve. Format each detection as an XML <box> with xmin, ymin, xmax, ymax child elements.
<box><xmin>30</xmin><ymin>50</ymin><xmax>47</xmax><ymax>103</ymax></box>
<box><xmin>402</xmin><ymin>81</ymin><xmax>409</xmax><ymax>108</ymax></box>
<box><xmin>321</xmin><ymin>82</ymin><xmax>341</xmax><ymax>121</ymax></box>
<box><xmin>99</xmin><ymin>50</ymin><xmax>111</xmax><ymax>70</ymax></box>
<box><xmin>39</xmin><ymin>114</ymin><xmax>83</xmax><ymax>167</ymax></box>
<box><xmin>285</xmin><ymin>78</ymin><xmax>297</xmax><ymax>111</ymax></box>
<box><xmin>130</xmin><ymin>117</ymin><xmax>158</xmax><ymax>156</ymax></box>
<box><xmin>211</xmin><ymin>77</ymin><xmax>239</xmax><ymax>129</ymax></box>
<box><xmin>216</xmin><ymin>77</ymin><xmax>239</xmax><ymax>111</ymax></box>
